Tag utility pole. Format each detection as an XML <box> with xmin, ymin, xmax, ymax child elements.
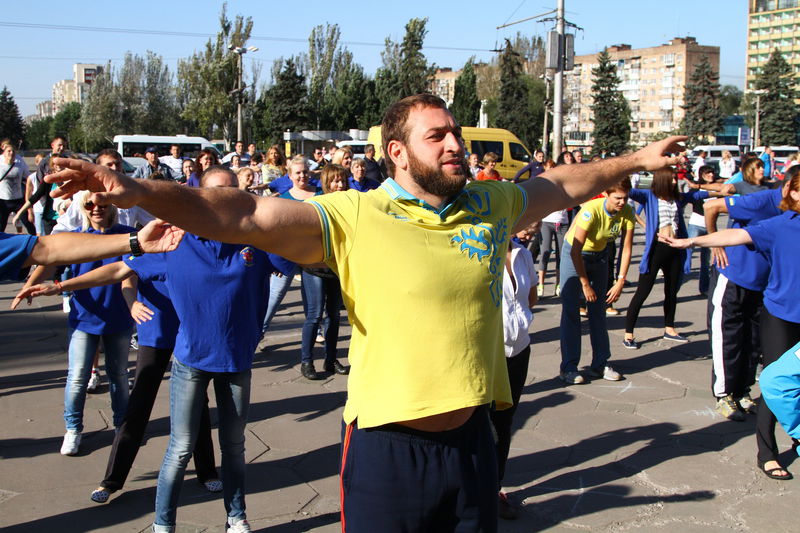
<box><xmin>229</xmin><ymin>45</ymin><xmax>259</xmax><ymax>144</ymax></box>
<box><xmin>542</xmin><ymin>74</ymin><xmax>552</xmax><ymax>156</ymax></box>
<box><xmin>552</xmin><ymin>0</ymin><xmax>565</xmax><ymax>156</ymax></box>
<box><xmin>752</xmin><ymin>89</ymin><xmax>767</xmax><ymax>149</ymax></box>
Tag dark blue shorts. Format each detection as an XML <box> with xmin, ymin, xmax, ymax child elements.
<box><xmin>340</xmin><ymin>406</ymin><xmax>498</xmax><ymax>533</ymax></box>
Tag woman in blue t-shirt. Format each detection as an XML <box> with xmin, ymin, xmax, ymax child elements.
<box><xmin>24</xmin><ymin>191</ymin><xmax>134</xmax><ymax>457</ymax></box>
<box><xmin>662</xmin><ymin>172</ymin><xmax>800</xmax><ymax>481</ymax></box>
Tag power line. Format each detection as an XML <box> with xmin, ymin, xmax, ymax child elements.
<box><xmin>0</xmin><ymin>21</ymin><xmax>494</xmax><ymax>53</ymax></box>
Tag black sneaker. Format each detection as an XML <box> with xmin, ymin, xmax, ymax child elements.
<box><xmin>324</xmin><ymin>360</ymin><xmax>350</xmax><ymax>375</ymax></box>
<box><xmin>622</xmin><ymin>338</ymin><xmax>639</xmax><ymax>350</ymax></box>
<box><xmin>300</xmin><ymin>363</ymin><xmax>321</xmax><ymax>380</ymax></box>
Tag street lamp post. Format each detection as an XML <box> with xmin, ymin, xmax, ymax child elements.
<box><xmin>228</xmin><ymin>45</ymin><xmax>259</xmax><ymax>144</ymax></box>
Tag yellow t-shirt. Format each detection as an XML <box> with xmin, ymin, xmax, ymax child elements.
<box><xmin>308</xmin><ymin>179</ymin><xmax>527</xmax><ymax>428</ymax></box>
<box><xmin>565</xmin><ymin>197</ymin><xmax>635</xmax><ymax>252</ymax></box>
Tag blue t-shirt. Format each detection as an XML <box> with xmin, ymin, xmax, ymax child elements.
<box><xmin>122</xmin><ymin>254</ymin><xmax>180</xmax><ymax>350</ymax></box>
<box><xmin>268</xmin><ymin>175</ymin><xmax>321</xmax><ymax>195</ymax></box>
<box><xmin>347</xmin><ymin>176</ymin><xmax>380</xmax><ymax>192</ymax></box>
<box><xmin>186</xmin><ymin>173</ymin><xmax>201</xmax><ymax>188</ymax></box>
<box><xmin>143</xmin><ymin>234</ymin><xmax>278</xmax><ymax>372</ymax></box>
<box><xmin>745</xmin><ymin>210</ymin><xmax>800</xmax><ymax>322</ymax></box>
<box><xmin>760</xmin><ymin>341</ymin><xmax>800</xmax><ymax>443</ymax></box>
<box><xmin>69</xmin><ymin>225</ymin><xmax>136</xmax><ymax>335</ymax></box>
<box><xmin>760</xmin><ymin>152</ymin><xmax>772</xmax><ymax>178</ymax></box>
<box><xmin>0</xmin><ymin>233</ymin><xmax>37</xmax><ymax>281</ymax></box>
<box><xmin>718</xmin><ymin>188</ymin><xmax>782</xmax><ymax>291</ymax></box>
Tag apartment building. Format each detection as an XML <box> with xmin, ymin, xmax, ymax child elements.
<box><xmin>429</xmin><ymin>68</ymin><xmax>460</xmax><ymax>105</ymax></box>
<box><xmin>747</xmin><ymin>0</ymin><xmax>800</xmax><ymax>90</ymax></box>
<box><xmin>564</xmin><ymin>37</ymin><xmax>720</xmax><ymax>148</ymax></box>
<box><xmin>51</xmin><ymin>63</ymin><xmax>102</xmax><ymax>115</ymax></box>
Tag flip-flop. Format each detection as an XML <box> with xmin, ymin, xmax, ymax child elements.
<box><xmin>758</xmin><ymin>460</ymin><xmax>793</xmax><ymax>480</ymax></box>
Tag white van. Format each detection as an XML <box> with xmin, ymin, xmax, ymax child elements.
<box><xmin>113</xmin><ymin>134</ymin><xmax>220</xmax><ymax>159</ymax></box>
<box><xmin>336</xmin><ymin>140</ymin><xmax>368</xmax><ymax>159</ymax></box>
<box><xmin>755</xmin><ymin>145</ymin><xmax>799</xmax><ymax>164</ymax></box>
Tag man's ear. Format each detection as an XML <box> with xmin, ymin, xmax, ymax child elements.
<box><xmin>387</xmin><ymin>140</ymin><xmax>407</xmax><ymax>172</ymax></box>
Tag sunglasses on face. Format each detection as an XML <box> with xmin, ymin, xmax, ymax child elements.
<box><xmin>83</xmin><ymin>201</ymin><xmax>106</xmax><ymax>210</ymax></box>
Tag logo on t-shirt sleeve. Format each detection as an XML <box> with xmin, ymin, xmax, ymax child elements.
<box><xmin>582</xmin><ymin>210</ymin><xmax>592</xmax><ymax>222</ymax></box>
<box><xmin>240</xmin><ymin>247</ymin><xmax>255</xmax><ymax>267</ymax></box>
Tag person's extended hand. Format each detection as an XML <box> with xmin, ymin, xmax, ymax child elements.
<box><xmin>634</xmin><ymin>135</ymin><xmax>687</xmax><ymax>171</ymax></box>
<box><xmin>582</xmin><ymin>283</ymin><xmax>597</xmax><ymax>303</ymax></box>
<box><xmin>10</xmin><ymin>283</ymin><xmax>58</xmax><ymax>310</ymax></box>
<box><xmin>130</xmin><ymin>301</ymin><xmax>155</xmax><ymax>324</ymax></box>
<box><xmin>44</xmin><ymin>157</ymin><xmax>145</xmax><ymax>209</ymax></box>
<box><xmin>658</xmin><ymin>234</ymin><xmax>692</xmax><ymax>249</ymax></box>
<box><xmin>606</xmin><ymin>279</ymin><xmax>624</xmax><ymax>304</ymax></box>
<box><xmin>137</xmin><ymin>219</ymin><xmax>185</xmax><ymax>254</ymax></box>
<box><xmin>711</xmin><ymin>247</ymin><xmax>729</xmax><ymax>269</ymax></box>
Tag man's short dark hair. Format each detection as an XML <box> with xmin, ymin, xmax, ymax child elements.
<box><xmin>381</xmin><ymin>94</ymin><xmax>449</xmax><ymax>175</ymax></box>
<box><xmin>200</xmin><ymin>165</ymin><xmax>236</xmax><ymax>187</ymax></box>
<box><xmin>51</xmin><ymin>135</ymin><xmax>66</xmax><ymax>144</ymax></box>
<box><xmin>94</xmin><ymin>148</ymin><xmax>122</xmax><ymax>165</ymax></box>
<box><xmin>365</xmin><ymin>143</ymin><xmax>375</xmax><ymax>153</ymax></box>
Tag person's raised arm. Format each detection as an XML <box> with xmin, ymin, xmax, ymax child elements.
<box><xmin>22</xmin><ymin>219</ymin><xmax>183</xmax><ymax>268</ymax></box>
<box><xmin>516</xmin><ymin>136</ymin><xmax>685</xmax><ymax>229</ymax></box>
<box><xmin>659</xmin><ymin>228</ymin><xmax>751</xmax><ymax>250</ymax></box>
<box><xmin>45</xmin><ymin>158</ymin><xmax>323</xmax><ymax>264</ymax></box>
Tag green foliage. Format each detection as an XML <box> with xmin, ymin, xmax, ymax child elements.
<box><xmin>451</xmin><ymin>59</ymin><xmax>480</xmax><ymax>127</ymax></box>
<box><xmin>681</xmin><ymin>56</ymin><xmax>724</xmax><ymax>146</ymax></box>
<box><xmin>0</xmin><ymin>87</ymin><xmax>25</xmax><ymax>147</ymax></box>
<box><xmin>397</xmin><ymin>18</ymin><xmax>436</xmax><ymax>98</ymax></box>
<box><xmin>325</xmin><ymin>51</ymin><xmax>375</xmax><ymax>130</ymax></box>
<box><xmin>754</xmin><ymin>49</ymin><xmax>798</xmax><ymax>145</ymax></box>
<box><xmin>176</xmin><ymin>3</ymin><xmax>253</xmax><ymax>142</ymax></box>
<box><xmin>373</xmin><ymin>38</ymin><xmax>403</xmax><ymax>122</ymax></box>
<box><xmin>255</xmin><ymin>58</ymin><xmax>311</xmax><ymax>145</ymax></box>
<box><xmin>307</xmin><ymin>23</ymin><xmax>340</xmax><ymax>129</ymax></box>
<box><xmin>495</xmin><ymin>40</ymin><xmax>538</xmax><ymax>150</ymax></box>
<box><xmin>51</xmin><ymin>102</ymin><xmax>83</xmax><ymax>150</ymax></box>
<box><xmin>590</xmin><ymin>49</ymin><xmax>630</xmax><ymax>155</ymax></box>
<box><xmin>25</xmin><ymin>117</ymin><xmax>53</xmax><ymax>149</ymax></box>
<box><xmin>719</xmin><ymin>85</ymin><xmax>743</xmax><ymax>117</ymax></box>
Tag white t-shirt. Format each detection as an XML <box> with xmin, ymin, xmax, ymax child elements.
<box><xmin>52</xmin><ymin>201</ymin><xmax>155</xmax><ymax>234</ymax></box>
<box><xmin>502</xmin><ymin>242</ymin><xmax>537</xmax><ymax>358</ymax></box>
<box><xmin>542</xmin><ymin>209</ymin><xmax>568</xmax><ymax>224</ymax></box>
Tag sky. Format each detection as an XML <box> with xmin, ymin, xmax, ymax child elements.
<box><xmin>2</xmin><ymin>0</ymin><xmax>748</xmax><ymax>117</ymax></box>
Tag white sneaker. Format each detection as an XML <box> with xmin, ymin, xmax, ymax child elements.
<box><xmin>87</xmin><ymin>370</ymin><xmax>100</xmax><ymax>393</ymax></box>
<box><xmin>584</xmin><ymin>365</ymin><xmax>623</xmax><ymax>381</ymax></box>
<box><xmin>60</xmin><ymin>430</ymin><xmax>81</xmax><ymax>456</ymax></box>
<box><xmin>226</xmin><ymin>517</ymin><xmax>252</xmax><ymax>532</ymax></box>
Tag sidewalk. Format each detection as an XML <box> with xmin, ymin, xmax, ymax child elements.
<box><xmin>1</xmin><ymin>236</ymin><xmax>798</xmax><ymax>532</ymax></box>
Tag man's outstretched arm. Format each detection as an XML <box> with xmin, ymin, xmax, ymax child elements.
<box><xmin>516</xmin><ymin>136</ymin><xmax>687</xmax><ymax>229</ymax></box>
<box><xmin>22</xmin><ymin>219</ymin><xmax>184</xmax><ymax>267</ymax></box>
<box><xmin>45</xmin><ymin>159</ymin><xmax>323</xmax><ymax>264</ymax></box>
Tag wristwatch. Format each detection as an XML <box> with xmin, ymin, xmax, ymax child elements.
<box><xmin>129</xmin><ymin>231</ymin><xmax>144</xmax><ymax>257</ymax></box>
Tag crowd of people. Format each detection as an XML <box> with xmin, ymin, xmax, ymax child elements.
<box><xmin>3</xmin><ymin>96</ymin><xmax>800</xmax><ymax>532</ymax></box>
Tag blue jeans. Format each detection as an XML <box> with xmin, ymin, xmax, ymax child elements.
<box><xmin>300</xmin><ymin>271</ymin><xmax>342</xmax><ymax>365</ymax></box>
<box><xmin>154</xmin><ymin>359</ymin><xmax>250</xmax><ymax>529</ymax></box>
<box><xmin>261</xmin><ymin>266</ymin><xmax>299</xmax><ymax>334</ymax></box>
<box><xmin>559</xmin><ymin>242</ymin><xmax>611</xmax><ymax>373</ymax></box>
<box><xmin>64</xmin><ymin>328</ymin><xmax>131</xmax><ymax>432</ymax></box>
<box><xmin>687</xmin><ymin>224</ymin><xmax>709</xmax><ymax>294</ymax></box>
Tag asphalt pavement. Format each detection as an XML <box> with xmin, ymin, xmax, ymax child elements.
<box><xmin>1</xmin><ymin>229</ymin><xmax>798</xmax><ymax>532</ymax></box>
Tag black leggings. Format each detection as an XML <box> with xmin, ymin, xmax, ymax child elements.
<box><xmin>101</xmin><ymin>345</ymin><xmax>218</xmax><ymax>491</ymax></box>
<box><xmin>0</xmin><ymin>198</ymin><xmax>36</xmax><ymax>235</ymax></box>
<box><xmin>756</xmin><ymin>309</ymin><xmax>800</xmax><ymax>464</ymax></box>
<box><xmin>489</xmin><ymin>346</ymin><xmax>531</xmax><ymax>486</ymax></box>
<box><xmin>625</xmin><ymin>241</ymin><xmax>683</xmax><ymax>333</ymax></box>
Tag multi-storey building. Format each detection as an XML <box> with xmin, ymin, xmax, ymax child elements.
<box><xmin>429</xmin><ymin>68</ymin><xmax>460</xmax><ymax>105</ymax></box>
<box><xmin>564</xmin><ymin>37</ymin><xmax>719</xmax><ymax>149</ymax></box>
<box><xmin>51</xmin><ymin>63</ymin><xmax>102</xmax><ymax>114</ymax></box>
<box><xmin>35</xmin><ymin>100</ymin><xmax>54</xmax><ymax>119</ymax></box>
<box><xmin>747</xmin><ymin>0</ymin><xmax>800</xmax><ymax>90</ymax></box>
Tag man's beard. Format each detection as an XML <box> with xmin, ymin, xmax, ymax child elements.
<box><xmin>407</xmin><ymin>150</ymin><xmax>469</xmax><ymax>199</ymax></box>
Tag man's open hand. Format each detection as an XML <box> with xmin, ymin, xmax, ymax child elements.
<box><xmin>634</xmin><ymin>135</ymin><xmax>688</xmax><ymax>171</ymax></box>
<box><xmin>138</xmin><ymin>219</ymin><xmax>185</xmax><ymax>254</ymax></box>
<box><xmin>45</xmin><ymin>157</ymin><xmax>145</xmax><ymax>209</ymax></box>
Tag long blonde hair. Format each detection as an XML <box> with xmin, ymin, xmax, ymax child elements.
<box><xmin>76</xmin><ymin>191</ymin><xmax>118</xmax><ymax>232</ymax></box>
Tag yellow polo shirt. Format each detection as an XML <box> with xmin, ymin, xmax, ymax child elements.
<box><xmin>565</xmin><ymin>197</ymin><xmax>635</xmax><ymax>252</ymax></box>
<box><xmin>308</xmin><ymin>179</ymin><xmax>527</xmax><ymax>428</ymax></box>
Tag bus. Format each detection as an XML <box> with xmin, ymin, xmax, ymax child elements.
<box><xmin>113</xmin><ymin>135</ymin><xmax>220</xmax><ymax>159</ymax></box>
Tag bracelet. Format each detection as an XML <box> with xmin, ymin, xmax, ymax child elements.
<box><xmin>54</xmin><ymin>279</ymin><xmax>63</xmax><ymax>294</ymax></box>
<box><xmin>129</xmin><ymin>231</ymin><xmax>144</xmax><ymax>257</ymax></box>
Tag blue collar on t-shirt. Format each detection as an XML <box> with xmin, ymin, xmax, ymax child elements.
<box><xmin>380</xmin><ymin>178</ymin><xmax>465</xmax><ymax>218</ymax></box>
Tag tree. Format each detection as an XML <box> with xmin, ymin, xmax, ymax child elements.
<box><xmin>681</xmin><ymin>56</ymin><xmax>724</xmax><ymax>146</ymax></box>
<box><xmin>495</xmin><ymin>40</ymin><xmax>537</xmax><ymax>150</ymax></box>
<box><xmin>307</xmin><ymin>23</ymin><xmax>341</xmax><ymax>129</ymax></box>
<box><xmin>754</xmin><ymin>49</ymin><xmax>798</xmax><ymax>146</ymax></box>
<box><xmin>139</xmin><ymin>51</ymin><xmax>179</xmax><ymax>135</ymax></box>
<box><xmin>719</xmin><ymin>85</ymin><xmax>743</xmax><ymax>117</ymax></box>
<box><xmin>451</xmin><ymin>59</ymin><xmax>480</xmax><ymax>127</ymax></box>
<box><xmin>590</xmin><ymin>49</ymin><xmax>630</xmax><ymax>156</ymax></box>
<box><xmin>51</xmin><ymin>102</ymin><xmax>86</xmax><ymax>152</ymax></box>
<box><xmin>0</xmin><ymin>87</ymin><xmax>25</xmax><ymax>147</ymax></box>
<box><xmin>177</xmin><ymin>3</ymin><xmax>253</xmax><ymax>143</ymax></box>
<box><xmin>373</xmin><ymin>38</ymin><xmax>403</xmax><ymax>118</ymax></box>
<box><xmin>80</xmin><ymin>62</ymin><xmax>117</xmax><ymax>147</ymax></box>
<box><xmin>255</xmin><ymin>58</ymin><xmax>311</xmax><ymax>145</ymax></box>
<box><xmin>326</xmin><ymin>50</ymin><xmax>373</xmax><ymax>130</ymax></box>
<box><xmin>25</xmin><ymin>117</ymin><xmax>53</xmax><ymax>149</ymax></box>
<box><xmin>397</xmin><ymin>18</ymin><xmax>436</xmax><ymax>98</ymax></box>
